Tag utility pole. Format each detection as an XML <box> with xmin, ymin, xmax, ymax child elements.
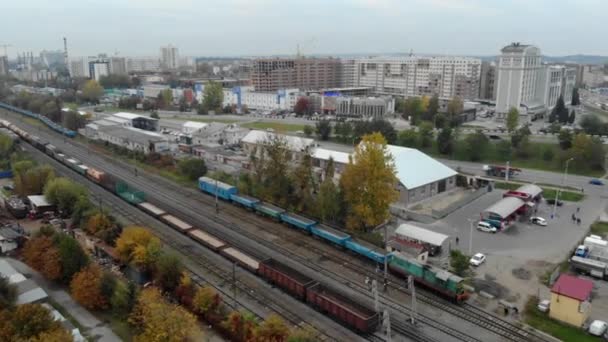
<box><xmin>553</xmin><ymin>158</ymin><xmax>573</xmax><ymax>219</ymax></box>
<box><xmin>408</xmin><ymin>276</ymin><xmax>417</xmax><ymax>325</ymax></box>
<box><xmin>215</xmin><ymin>178</ymin><xmax>219</xmax><ymax>214</ymax></box>
<box><xmin>372</xmin><ymin>279</ymin><xmax>379</xmax><ymax>312</ymax></box>
<box><xmin>505</xmin><ymin>161</ymin><xmax>510</xmax><ymax>182</ymax></box>
<box><xmin>233</xmin><ymin>262</ymin><xmax>237</xmax><ymax>309</ymax></box>
<box><xmin>383</xmin><ymin>310</ymin><xmax>391</xmax><ymax>342</ymax></box>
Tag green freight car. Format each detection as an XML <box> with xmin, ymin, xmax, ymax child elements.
<box><xmin>116</xmin><ymin>182</ymin><xmax>145</xmax><ymax>204</ymax></box>
<box><xmin>388</xmin><ymin>253</ymin><xmax>469</xmax><ymax>303</ymax></box>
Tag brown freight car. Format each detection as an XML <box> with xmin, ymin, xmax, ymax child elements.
<box><xmin>187</xmin><ymin>229</ymin><xmax>226</xmax><ymax>252</ymax></box>
<box><xmin>306</xmin><ymin>283</ymin><xmax>379</xmax><ymax>333</ymax></box>
<box><xmin>259</xmin><ymin>259</ymin><xmax>315</xmax><ymax>301</ymax></box>
<box><xmin>220</xmin><ymin>247</ymin><xmax>259</xmax><ymax>273</ymax></box>
<box><xmin>160</xmin><ymin>214</ymin><xmax>194</xmax><ymax>233</ymax></box>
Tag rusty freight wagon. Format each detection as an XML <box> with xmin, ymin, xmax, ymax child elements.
<box><xmin>259</xmin><ymin>258</ymin><xmax>315</xmax><ymax>301</ymax></box>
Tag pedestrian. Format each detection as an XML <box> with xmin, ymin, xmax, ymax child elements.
<box><xmin>572</xmin><ymin>213</ymin><xmax>576</xmax><ymax>222</ymax></box>
<box><xmin>376</xmin><ymin>264</ymin><xmax>380</xmax><ymax>274</ymax></box>
<box><xmin>577</xmin><ymin>218</ymin><xmax>581</xmax><ymax>225</ymax></box>
<box><xmin>383</xmin><ymin>278</ymin><xmax>388</xmax><ymax>292</ymax></box>
<box><xmin>503</xmin><ymin>307</ymin><xmax>509</xmax><ymax>316</ymax></box>
<box><xmin>455</xmin><ymin>236</ymin><xmax>459</xmax><ymax>245</ymax></box>
<box><xmin>577</xmin><ymin>207</ymin><xmax>580</xmax><ymax>213</ymax></box>
<box><xmin>365</xmin><ymin>276</ymin><xmax>370</xmax><ymax>290</ymax></box>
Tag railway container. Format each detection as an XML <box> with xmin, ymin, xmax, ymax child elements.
<box><xmin>45</xmin><ymin>144</ymin><xmax>58</xmax><ymax>158</ymax></box>
<box><xmin>137</xmin><ymin>202</ymin><xmax>166</xmax><ymax>218</ymax></box>
<box><xmin>198</xmin><ymin>176</ymin><xmax>237</xmax><ymax>201</ymax></box>
<box><xmin>86</xmin><ymin>168</ymin><xmax>106</xmax><ymax>184</ymax></box>
<box><xmin>220</xmin><ymin>247</ymin><xmax>259</xmax><ymax>273</ymax></box>
<box><xmin>76</xmin><ymin>165</ymin><xmax>89</xmax><ymax>176</ymax></box>
<box><xmin>280</xmin><ymin>213</ymin><xmax>317</xmax><ymax>231</ymax></box>
<box><xmin>65</xmin><ymin>158</ymin><xmax>81</xmax><ymax>172</ymax></box>
<box><xmin>306</xmin><ymin>283</ymin><xmax>379</xmax><ymax>333</ymax></box>
<box><xmin>116</xmin><ymin>182</ymin><xmax>145</xmax><ymax>204</ymax></box>
<box><xmin>229</xmin><ymin>193</ymin><xmax>260</xmax><ymax>209</ymax></box>
<box><xmin>311</xmin><ymin>224</ymin><xmax>351</xmax><ymax>246</ymax></box>
<box><xmin>344</xmin><ymin>240</ymin><xmax>388</xmax><ymax>265</ymax></box>
<box><xmin>255</xmin><ymin>202</ymin><xmax>285</xmax><ymax>220</ymax></box>
<box><xmin>187</xmin><ymin>229</ymin><xmax>227</xmax><ymax>251</ymax></box>
<box><xmin>56</xmin><ymin>153</ymin><xmax>67</xmax><ymax>163</ymax></box>
<box><xmin>259</xmin><ymin>259</ymin><xmax>315</xmax><ymax>301</ymax></box>
<box><xmin>160</xmin><ymin>214</ymin><xmax>193</xmax><ymax>233</ymax></box>
<box><xmin>388</xmin><ymin>253</ymin><xmax>469</xmax><ymax>302</ymax></box>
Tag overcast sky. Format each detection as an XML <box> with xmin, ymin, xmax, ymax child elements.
<box><xmin>3</xmin><ymin>0</ymin><xmax>607</xmax><ymax>58</ymax></box>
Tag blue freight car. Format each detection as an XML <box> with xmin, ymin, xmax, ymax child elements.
<box><xmin>311</xmin><ymin>224</ymin><xmax>351</xmax><ymax>246</ymax></box>
<box><xmin>255</xmin><ymin>202</ymin><xmax>285</xmax><ymax>220</ymax></box>
<box><xmin>198</xmin><ymin>176</ymin><xmax>237</xmax><ymax>201</ymax></box>
<box><xmin>229</xmin><ymin>193</ymin><xmax>260</xmax><ymax>209</ymax></box>
<box><xmin>344</xmin><ymin>240</ymin><xmax>391</xmax><ymax>264</ymax></box>
<box><xmin>280</xmin><ymin>213</ymin><xmax>317</xmax><ymax>231</ymax></box>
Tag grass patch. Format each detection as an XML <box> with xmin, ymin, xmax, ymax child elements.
<box><xmin>524</xmin><ymin>296</ymin><xmax>600</xmax><ymax>342</ymax></box>
<box><xmin>241</xmin><ymin>121</ymin><xmax>311</xmax><ymax>132</ymax></box>
<box><xmin>494</xmin><ymin>182</ymin><xmax>585</xmax><ymax>202</ymax></box>
<box><xmin>590</xmin><ymin>222</ymin><xmax>608</xmax><ymax>238</ymax></box>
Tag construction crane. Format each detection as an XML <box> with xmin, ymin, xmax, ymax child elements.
<box><xmin>0</xmin><ymin>44</ymin><xmax>12</xmax><ymax>57</ymax></box>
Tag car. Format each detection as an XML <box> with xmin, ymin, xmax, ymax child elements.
<box><xmin>589</xmin><ymin>179</ymin><xmax>604</xmax><ymax>186</ymax></box>
<box><xmin>469</xmin><ymin>253</ymin><xmax>486</xmax><ymax>267</ymax></box>
<box><xmin>537</xmin><ymin>299</ymin><xmax>550</xmax><ymax>313</ymax></box>
<box><xmin>545</xmin><ymin>198</ymin><xmax>563</xmax><ymax>206</ymax></box>
<box><xmin>588</xmin><ymin>320</ymin><xmax>608</xmax><ymax>337</ymax></box>
<box><xmin>530</xmin><ymin>216</ymin><xmax>547</xmax><ymax>226</ymax></box>
<box><xmin>477</xmin><ymin>221</ymin><xmax>497</xmax><ymax>233</ymax></box>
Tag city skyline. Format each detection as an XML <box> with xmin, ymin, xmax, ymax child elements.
<box><xmin>2</xmin><ymin>0</ymin><xmax>608</xmax><ymax>58</ymax></box>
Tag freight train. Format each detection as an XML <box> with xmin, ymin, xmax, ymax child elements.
<box><xmin>0</xmin><ymin>102</ymin><xmax>77</xmax><ymax>137</ymax></box>
<box><xmin>0</xmin><ymin>118</ymin><xmax>469</xmax><ymax>307</ymax></box>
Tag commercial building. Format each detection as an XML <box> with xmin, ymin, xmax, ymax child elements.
<box><xmin>241</xmin><ymin>130</ymin><xmax>315</xmax><ymax>162</ymax></box>
<box><xmin>479</xmin><ymin>61</ymin><xmax>497</xmax><ymax>100</ymax></box>
<box><xmin>549</xmin><ymin>274</ymin><xmax>593</xmax><ymax>327</ymax></box>
<box><xmin>89</xmin><ymin>60</ymin><xmax>109</xmax><ymax>81</ymax></box>
<box><xmin>192</xmin><ymin>123</ymin><xmax>248</xmax><ymax>147</ymax></box>
<box><xmin>352</xmin><ymin>56</ymin><xmax>481</xmax><ymax>100</ymax></box>
<box><xmin>334</xmin><ymin>96</ymin><xmax>395</xmax><ymax>118</ymax></box>
<box><xmin>160</xmin><ymin>45</ymin><xmax>179</xmax><ymax>70</ymax></box>
<box><xmin>96</xmin><ymin>125</ymin><xmax>169</xmax><ymax>154</ymax></box>
<box><xmin>251</xmin><ymin>57</ymin><xmax>340</xmax><ymax>91</ymax></box>
<box><xmin>222</xmin><ymin>86</ymin><xmax>300</xmax><ymax>112</ymax></box>
<box><xmin>109</xmin><ymin>57</ymin><xmax>128</xmax><ymax>75</ymax></box>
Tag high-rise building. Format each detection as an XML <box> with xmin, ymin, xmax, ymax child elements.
<box><xmin>160</xmin><ymin>45</ymin><xmax>179</xmax><ymax>70</ymax></box>
<box><xmin>338</xmin><ymin>59</ymin><xmax>357</xmax><ymax>88</ymax></box>
<box><xmin>39</xmin><ymin>50</ymin><xmax>65</xmax><ymax>68</ymax></box>
<box><xmin>69</xmin><ymin>57</ymin><xmax>92</xmax><ymax>78</ymax></box>
<box><xmin>109</xmin><ymin>57</ymin><xmax>128</xmax><ymax>75</ymax></box>
<box><xmin>479</xmin><ymin>61</ymin><xmax>497</xmax><ymax>100</ymax></box>
<box><xmin>352</xmin><ymin>56</ymin><xmax>481</xmax><ymax>100</ymax></box>
<box><xmin>0</xmin><ymin>56</ymin><xmax>8</xmax><ymax>76</ymax></box>
<box><xmin>251</xmin><ymin>57</ymin><xmax>340</xmax><ymax>91</ymax></box>
<box><xmin>495</xmin><ymin>43</ymin><xmax>543</xmax><ymax>115</ymax></box>
<box><xmin>128</xmin><ymin>57</ymin><xmax>161</xmax><ymax>72</ymax></box>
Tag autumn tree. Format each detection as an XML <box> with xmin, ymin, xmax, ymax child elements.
<box><xmin>446</xmin><ymin>96</ymin><xmax>463</xmax><ymax>119</ymax></box>
<box><xmin>294</xmin><ymin>97</ymin><xmax>311</xmax><ymax>116</ymax></box>
<box><xmin>340</xmin><ymin>133</ymin><xmax>398</xmax><ymax>231</ymax></box>
<box><xmin>154</xmin><ymin>252</ymin><xmax>184</xmax><ymax>293</ymax></box>
<box><xmin>115</xmin><ymin>226</ymin><xmax>162</xmax><ymax>271</ymax></box>
<box><xmin>56</xmin><ymin>233</ymin><xmax>90</xmax><ymax>283</ymax></box>
<box><xmin>254</xmin><ymin>314</ymin><xmax>290</xmax><ymax>342</ymax></box>
<box><xmin>70</xmin><ymin>265</ymin><xmax>108</xmax><ymax>310</ymax></box>
<box><xmin>315</xmin><ymin>120</ymin><xmax>331</xmax><ymax>140</ymax></box>
<box><xmin>506</xmin><ymin>107</ymin><xmax>519</xmax><ymax>133</ymax></box>
<box><xmin>82</xmin><ymin>79</ymin><xmax>104</xmax><ymax>103</ymax></box>
<box><xmin>221</xmin><ymin>310</ymin><xmax>258</xmax><ymax>342</ymax></box>
<box><xmin>129</xmin><ymin>287</ymin><xmax>202</xmax><ymax>342</ymax></box>
<box><xmin>22</xmin><ymin>236</ymin><xmax>62</xmax><ymax>281</ymax></box>
<box><xmin>193</xmin><ymin>286</ymin><xmax>222</xmax><ymax>317</ymax></box>
<box><xmin>28</xmin><ymin>328</ymin><xmax>74</xmax><ymax>342</ymax></box>
<box><xmin>111</xmin><ymin>280</ymin><xmax>138</xmax><ymax>317</ymax></box>
<box><xmin>291</xmin><ymin>153</ymin><xmax>315</xmax><ymax>212</ymax></box>
<box><xmin>43</xmin><ymin>177</ymin><xmax>88</xmax><ymax>215</ymax></box>
<box><xmin>287</xmin><ymin>326</ymin><xmax>318</xmax><ymax>342</ymax></box>
<box><xmin>174</xmin><ymin>272</ymin><xmax>195</xmax><ymax>308</ymax></box>
<box><xmin>202</xmin><ymin>81</ymin><xmax>224</xmax><ymax>113</ymax></box>
<box><xmin>6</xmin><ymin>304</ymin><xmax>66</xmax><ymax>340</ymax></box>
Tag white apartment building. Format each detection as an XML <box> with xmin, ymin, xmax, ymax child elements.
<box><xmin>127</xmin><ymin>57</ymin><xmax>161</xmax><ymax>72</ymax></box>
<box><xmin>89</xmin><ymin>61</ymin><xmax>109</xmax><ymax>81</ymax></box>
<box><xmin>69</xmin><ymin>57</ymin><xmax>93</xmax><ymax>78</ymax></box>
<box><xmin>352</xmin><ymin>56</ymin><xmax>481</xmax><ymax>100</ymax></box>
<box><xmin>222</xmin><ymin>87</ymin><xmax>299</xmax><ymax>112</ymax></box>
<box><xmin>160</xmin><ymin>45</ymin><xmax>179</xmax><ymax>70</ymax></box>
<box><xmin>495</xmin><ymin>43</ymin><xmax>543</xmax><ymax>116</ymax></box>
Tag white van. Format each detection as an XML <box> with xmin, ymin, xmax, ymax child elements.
<box><xmin>477</xmin><ymin>221</ymin><xmax>497</xmax><ymax>233</ymax></box>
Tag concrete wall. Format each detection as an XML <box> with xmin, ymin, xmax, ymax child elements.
<box><xmin>549</xmin><ymin>293</ymin><xmax>589</xmax><ymax>327</ymax></box>
<box><xmin>400</xmin><ymin>175</ymin><xmax>456</xmax><ymax>206</ymax></box>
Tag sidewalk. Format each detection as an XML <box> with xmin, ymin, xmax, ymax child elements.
<box><xmin>4</xmin><ymin>258</ymin><xmax>121</xmax><ymax>342</ymax></box>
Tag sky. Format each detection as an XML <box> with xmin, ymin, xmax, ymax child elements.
<box><xmin>2</xmin><ymin>0</ymin><xmax>607</xmax><ymax>58</ymax></box>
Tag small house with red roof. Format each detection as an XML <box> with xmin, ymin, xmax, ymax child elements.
<box><xmin>549</xmin><ymin>274</ymin><xmax>593</xmax><ymax>326</ymax></box>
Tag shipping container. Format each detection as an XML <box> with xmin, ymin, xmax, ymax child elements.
<box><xmin>311</xmin><ymin>224</ymin><xmax>351</xmax><ymax>246</ymax></box>
<box><xmin>198</xmin><ymin>176</ymin><xmax>237</xmax><ymax>201</ymax></box>
<box><xmin>137</xmin><ymin>202</ymin><xmax>166</xmax><ymax>218</ymax></box>
<box><xmin>160</xmin><ymin>214</ymin><xmax>193</xmax><ymax>232</ymax></box>
<box><xmin>259</xmin><ymin>259</ymin><xmax>315</xmax><ymax>301</ymax></box>
<box><xmin>220</xmin><ymin>247</ymin><xmax>259</xmax><ymax>273</ymax></box>
<box><xmin>306</xmin><ymin>283</ymin><xmax>379</xmax><ymax>333</ymax></box>
<box><xmin>187</xmin><ymin>229</ymin><xmax>226</xmax><ymax>251</ymax></box>
<box><xmin>76</xmin><ymin>164</ymin><xmax>89</xmax><ymax>176</ymax></box>
<box><xmin>116</xmin><ymin>182</ymin><xmax>145</xmax><ymax>204</ymax></box>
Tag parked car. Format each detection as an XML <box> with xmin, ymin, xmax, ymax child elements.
<box><xmin>589</xmin><ymin>179</ymin><xmax>604</xmax><ymax>186</ymax></box>
<box><xmin>477</xmin><ymin>221</ymin><xmax>497</xmax><ymax>233</ymax></box>
<box><xmin>537</xmin><ymin>299</ymin><xmax>550</xmax><ymax>313</ymax></box>
<box><xmin>470</xmin><ymin>253</ymin><xmax>486</xmax><ymax>267</ymax></box>
<box><xmin>545</xmin><ymin>198</ymin><xmax>563</xmax><ymax>206</ymax></box>
<box><xmin>530</xmin><ymin>216</ymin><xmax>547</xmax><ymax>226</ymax></box>
<box><xmin>588</xmin><ymin>320</ymin><xmax>608</xmax><ymax>337</ymax></box>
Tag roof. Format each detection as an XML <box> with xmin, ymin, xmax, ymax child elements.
<box><xmin>386</xmin><ymin>145</ymin><xmax>457</xmax><ymax>189</ymax></box>
<box><xmin>27</xmin><ymin>195</ymin><xmax>51</xmax><ymax>207</ymax></box>
<box><xmin>516</xmin><ymin>184</ymin><xmax>542</xmax><ymax>198</ymax></box>
<box><xmin>183</xmin><ymin>121</ymin><xmax>208</xmax><ymax>130</ymax></box>
<box><xmin>0</xmin><ymin>227</ymin><xmax>22</xmax><ymax>240</ymax></box>
<box><xmin>193</xmin><ymin>122</ymin><xmax>229</xmax><ymax>138</ymax></box>
<box><xmin>501</xmin><ymin>43</ymin><xmax>533</xmax><ymax>53</ymax></box>
<box><xmin>312</xmin><ymin>148</ymin><xmax>350</xmax><ymax>164</ymax></box>
<box><xmin>242</xmin><ymin>130</ymin><xmax>314</xmax><ymax>152</ymax></box>
<box><xmin>551</xmin><ymin>274</ymin><xmax>593</xmax><ymax>301</ymax></box>
<box><xmin>113</xmin><ymin>112</ymin><xmax>147</xmax><ymax>120</ymax></box>
<box><xmin>484</xmin><ymin>197</ymin><xmax>524</xmax><ymax>219</ymax></box>
<box><xmin>395</xmin><ymin>223</ymin><xmax>449</xmax><ymax>246</ymax></box>
<box><xmin>98</xmin><ymin>125</ymin><xmax>167</xmax><ymax>145</ymax></box>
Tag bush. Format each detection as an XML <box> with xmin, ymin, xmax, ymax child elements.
<box><xmin>177</xmin><ymin>158</ymin><xmax>207</xmax><ymax>181</ymax></box>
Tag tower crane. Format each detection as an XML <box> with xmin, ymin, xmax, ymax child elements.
<box><xmin>0</xmin><ymin>44</ymin><xmax>12</xmax><ymax>57</ymax></box>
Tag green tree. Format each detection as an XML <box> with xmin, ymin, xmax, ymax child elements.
<box><xmin>0</xmin><ymin>277</ymin><xmax>17</xmax><ymax>309</ymax></box>
<box><xmin>56</xmin><ymin>233</ymin><xmax>90</xmax><ymax>283</ymax></box>
<box><xmin>558</xmin><ymin>129</ymin><xmax>573</xmax><ymax>150</ymax></box>
<box><xmin>446</xmin><ymin>97</ymin><xmax>463</xmax><ymax>118</ymax></box>
<box><xmin>542</xmin><ymin>147</ymin><xmax>555</xmax><ymax>162</ymax></box>
<box><xmin>154</xmin><ymin>253</ymin><xmax>184</xmax><ymax>293</ymax></box>
<box><xmin>572</xmin><ymin>133</ymin><xmax>605</xmax><ymax>170</ymax></box>
<box><xmin>202</xmin><ymin>81</ymin><xmax>224</xmax><ymax>113</ymax></box>
<box><xmin>506</xmin><ymin>107</ymin><xmax>519</xmax><ymax>133</ymax></box>
<box><xmin>579</xmin><ymin>115</ymin><xmax>603</xmax><ymax>135</ymax></box>
<box><xmin>437</xmin><ymin>127</ymin><xmax>454</xmax><ymax>155</ymax></box>
<box><xmin>111</xmin><ymin>280</ymin><xmax>137</xmax><ymax>317</ymax></box>
<box><xmin>340</xmin><ymin>133</ymin><xmax>398</xmax><ymax>231</ymax></box>
<box><xmin>551</xmin><ymin>95</ymin><xmax>569</xmax><ymax>124</ymax></box>
<box><xmin>82</xmin><ymin>80</ymin><xmax>104</xmax><ymax>103</ymax></box>
<box><xmin>463</xmin><ymin>131</ymin><xmax>489</xmax><ymax>161</ymax></box>
<box><xmin>177</xmin><ymin>158</ymin><xmax>207</xmax><ymax>181</ymax></box>
<box><xmin>315</xmin><ymin>120</ymin><xmax>331</xmax><ymax>140</ymax></box>
<box><xmin>291</xmin><ymin>153</ymin><xmax>315</xmax><ymax>212</ymax></box>
<box><xmin>402</xmin><ymin>97</ymin><xmax>423</xmax><ymax>123</ymax></box>
<box><xmin>150</xmin><ymin>111</ymin><xmax>160</xmax><ymax>119</ymax></box>
<box><xmin>397</xmin><ymin>129</ymin><xmax>419</xmax><ymax>148</ymax></box>
<box><xmin>418</xmin><ymin>122</ymin><xmax>434</xmax><ymax>148</ymax></box>
<box><xmin>571</xmin><ymin>87</ymin><xmax>580</xmax><ymax>106</ymax></box>
<box><xmin>427</xmin><ymin>94</ymin><xmax>440</xmax><ymax>119</ymax></box>
<box><xmin>449</xmin><ymin>250</ymin><xmax>470</xmax><ymax>277</ymax></box>
<box><xmin>316</xmin><ymin>158</ymin><xmax>341</xmax><ymax>223</ymax></box>
<box><xmin>568</xmin><ymin>109</ymin><xmax>576</xmax><ymax>124</ymax></box>
<box><xmin>255</xmin><ymin>135</ymin><xmax>292</xmax><ymax>206</ymax></box>
<box><xmin>334</xmin><ymin>121</ymin><xmax>353</xmax><ymax>144</ymax></box>
<box><xmin>303</xmin><ymin>125</ymin><xmax>313</xmax><ymax>137</ymax></box>
<box><xmin>62</xmin><ymin>110</ymin><xmax>87</xmax><ymax>131</ymax></box>
<box><xmin>549</xmin><ymin>121</ymin><xmax>562</xmax><ymax>134</ymax></box>
<box><xmin>41</xmin><ymin>100</ymin><xmax>61</xmax><ymax>122</ymax></box>
<box><xmin>43</xmin><ymin>177</ymin><xmax>87</xmax><ymax>215</ymax></box>
<box><xmin>496</xmin><ymin>140</ymin><xmax>512</xmax><ymax>161</ymax></box>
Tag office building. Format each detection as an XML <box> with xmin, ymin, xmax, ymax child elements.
<box><xmin>0</xmin><ymin>56</ymin><xmax>8</xmax><ymax>76</ymax></box>
<box><xmin>352</xmin><ymin>56</ymin><xmax>481</xmax><ymax>100</ymax></box>
<box><xmin>160</xmin><ymin>45</ymin><xmax>179</xmax><ymax>70</ymax></box>
<box><xmin>222</xmin><ymin>87</ymin><xmax>299</xmax><ymax>112</ymax></box>
<box><xmin>109</xmin><ymin>57</ymin><xmax>128</xmax><ymax>75</ymax></box>
<box><xmin>479</xmin><ymin>61</ymin><xmax>496</xmax><ymax>100</ymax></box>
<box><xmin>127</xmin><ymin>57</ymin><xmax>161</xmax><ymax>72</ymax></box>
<box><xmin>251</xmin><ymin>57</ymin><xmax>340</xmax><ymax>91</ymax></box>
<box><xmin>334</xmin><ymin>96</ymin><xmax>395</xmax><ymax>118</ymax></box>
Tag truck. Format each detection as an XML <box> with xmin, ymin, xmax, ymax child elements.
<box><xmin>483</xmin><ymin>165</ymin><xmax>522</xmax><ymax>178</ymax></box>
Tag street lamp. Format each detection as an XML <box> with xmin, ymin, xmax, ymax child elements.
<box><xmin>552</xmin><ymin>157</ymin><xmax>574</xmax><ymax>219</ymax></box>
<box><xmin>467</xmin><ymin>218</ymin><xmax>475</xmax><ymax>255</ymax></box>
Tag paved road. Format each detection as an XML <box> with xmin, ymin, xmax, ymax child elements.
<box><xmin>4</xmin><ymin>258</ymin><xmax>121</xmax><ymax>342</ymax></box>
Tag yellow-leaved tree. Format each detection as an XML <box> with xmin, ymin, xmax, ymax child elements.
<box><xmin>115</xmin><ymin>226</ymin><xmax>161</xmax><ymax>270</ymax></box>
<box><xmin>340</xmin><ymin>132</ymin><xmax>398</xmax><ymax>231</ymax></box>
